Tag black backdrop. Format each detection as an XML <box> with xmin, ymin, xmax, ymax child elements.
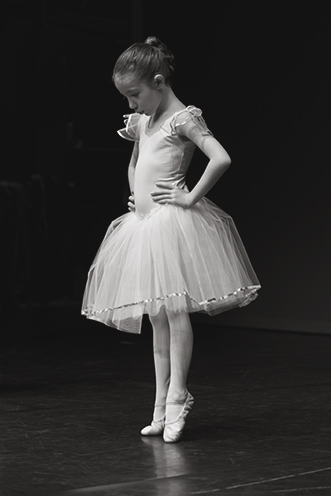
<box><xmin>1</xmin><ymin>1</ymin><xmax>330</xmax><ymax>333</ymax></box>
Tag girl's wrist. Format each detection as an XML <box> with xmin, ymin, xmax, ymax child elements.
<box><xmin>186</xmin><ymin>192</ymin><xmax>196</xmax><ymax>208</ymax></box>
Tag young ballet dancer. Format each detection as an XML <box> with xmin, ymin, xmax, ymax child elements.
<box><xmin>82</xmin><ymin>36</ymin><xmax>260</xmax><ymax>443</ymax></box>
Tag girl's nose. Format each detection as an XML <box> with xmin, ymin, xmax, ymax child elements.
<box><xmin>128</xmin><ymin>100</ymin><xmax>136</xmax><ymax>110</ymax></box>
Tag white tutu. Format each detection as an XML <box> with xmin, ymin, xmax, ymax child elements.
<box><xmin>82</xmin><ymin>197</ymin><xmax>260</xmax><ymax>333</ymax></box>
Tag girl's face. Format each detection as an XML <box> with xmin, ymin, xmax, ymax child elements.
<box><xmin>114</xmin><ymin>73</ymin><xmax>163</xmax><ymax>116</ymax></box>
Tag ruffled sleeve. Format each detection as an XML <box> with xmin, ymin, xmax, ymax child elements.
<box><xmin>170</xmin><ymin>105</ymin><xmax>213</xmax><ymax>137</ymax></box>
<box><xmin>117</xmin><ymin>113</ymin><xmax>142</xmax><ymax>141</ymax></box>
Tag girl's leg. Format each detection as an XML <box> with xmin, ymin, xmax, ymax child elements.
<box><xmin>166</xmin><ymin>311</ymin><xmax>193</xmax><ymax>422</ymax></box>
<box><xmin>149</xmin><ymin>307</ymin><xmax>171</xmax><ymax>417</ymax></box>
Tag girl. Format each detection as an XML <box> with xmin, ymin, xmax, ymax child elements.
<box><xmin>82</xmin><ymin>37</ymin><xmax>260</xmax><ymax>443</ymax></box>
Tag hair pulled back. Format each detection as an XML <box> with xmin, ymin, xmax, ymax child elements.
<box><xmin>113</xmin><ymin>36</ymin><xmax>175</xmax><ymax>86</ymax></box>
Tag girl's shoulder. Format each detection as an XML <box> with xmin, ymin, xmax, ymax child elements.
<box><xmin>117</xmin><ymin>113</ymin><xmax>148</xmax><ymax>142</ymax></box>
<box><xmin>170</xmin><ymin>106</ymin><xmax>213</xmax><ymax>137</ymax></box>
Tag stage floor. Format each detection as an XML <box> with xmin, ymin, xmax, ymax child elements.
<box><xmin>1</xmin><ymin>306</ymin><xmax>331</xmax><ymax>495</ymax></box>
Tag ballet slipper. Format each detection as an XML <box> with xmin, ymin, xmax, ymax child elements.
<box><xmin>140</xmin><ymin>404</ymin><xmax>166</xmax><ymax>436</ymax></box>
<box><xmin>163</xmin><ymin>390</ymin><xmax>194</xmax><ymax>443</ymax></box>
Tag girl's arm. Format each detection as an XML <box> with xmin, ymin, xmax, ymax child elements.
<box><xmin>151</xmin><ymin>120</ymin><xmax>231</xmax><ymax>208</ymax></box>
<box><xmin>128</xmin><ymin>141</ymin><xmax>139</xmax><ymax>211</ymax></box>
<box><xmin>128</xmin><ymin>141</ymin><xmax>139</xmax><ymax>193</ymax></box>
<box><xmin>184</xmin><ymin>124</ymin><xmax>231</xmax><ymax>207</ymax></box>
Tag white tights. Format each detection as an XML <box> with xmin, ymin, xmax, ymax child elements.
<box><xmin>149</xmin><ymin>307</ymin><xmax>193</xmax><ymax>419</ymax></box>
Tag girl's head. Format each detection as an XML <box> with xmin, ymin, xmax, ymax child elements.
<box><xmin>113</xmin><ymin>37</ymin><xmax>175</xmax><ymax>115</ymax></box>
<box><xmin>113</xmin><ymin>36</ymin><xmax>175</xmax><ymax>87</ymax></box>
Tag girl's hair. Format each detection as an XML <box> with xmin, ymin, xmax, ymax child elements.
<box><xmin>112</xmin><ymin>36</ymin><xmax>175</xmax><ymax>86</ymax></box>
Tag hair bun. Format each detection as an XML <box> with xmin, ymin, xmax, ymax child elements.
<box><xmin>144</xmin><ymin>36</ymin><xmax>172</xmax><ymax>59</ymax></box>
<box><xmin>144</xmin><ymin>36</ymin><xmax>175</xmax><ymax>74</ymax></box>
<box><xmin>144</xmin><ymin>36</ymin><xmax>162</xmax><ymax>48</ymax></box>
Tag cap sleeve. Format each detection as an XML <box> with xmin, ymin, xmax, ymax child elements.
<box><xmin>170</xmin><ymin>106</ymin><xmax>213</xmax><ymax>137</ymax></box>
<box><xmin>117</xmin><ymin>113</ymin><xmax>142</xmax><ymax>141</ymax></box>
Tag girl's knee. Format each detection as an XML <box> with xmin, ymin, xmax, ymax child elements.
<box><xmin>166</xmin><ymin>311</ymin><xmax>192</xmax><ymax>341</ymax></box>
<box><xmin>149</xmin><ymin>307</ymin><xmax>168</xmax><ymax>327</ymax></box>
<box><xmin>166</xmin><ymin>310</ymin><xmax>191</xmax><ymax>327</ymax></box>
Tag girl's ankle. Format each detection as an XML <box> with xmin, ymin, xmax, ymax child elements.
<box><xmin>153</xmin><ymin>404</ymin><xmax>166</xmax><ymax>421</ymax></box>
<box><xmin>166</xmin><ymin>388</ymin><xmax>187</xmax><ymax>404</ymax></box>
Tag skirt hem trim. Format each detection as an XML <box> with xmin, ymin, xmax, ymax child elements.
<box><xmin>81</xmin><ymin>284</ymin><xmax>261</xmax><ymax>320</ymax></box>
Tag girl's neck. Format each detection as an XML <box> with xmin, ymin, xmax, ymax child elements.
<box><xmin>150</xmin><ymin>88</ymin><xmax>185</xmax><ymax>128</ymax></box>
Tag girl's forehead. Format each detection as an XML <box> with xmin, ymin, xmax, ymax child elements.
<box><xmin>115</xmin><ymin>73</ymin><xmax>143</xmax><ymax>91</ymax></box>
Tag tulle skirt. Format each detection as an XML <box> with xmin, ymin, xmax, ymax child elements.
<box><xmin>81</xmin><ymin>198</ymin><xmax>260</xmax><ymax>333</ymax></box>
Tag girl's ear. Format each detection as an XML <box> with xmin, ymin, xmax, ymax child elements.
<box><xmin>154</xmin><ymin>74</ymin><xmax>165</xmax><ymax>88</ymax></box>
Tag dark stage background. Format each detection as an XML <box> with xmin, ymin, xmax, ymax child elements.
<box><xmin>1</xmin><ymin>0</ymin><xmax>330</xmax><ymax>335</ymax></box>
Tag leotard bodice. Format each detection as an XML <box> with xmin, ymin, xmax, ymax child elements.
<box><xmin>118</xmin><ymin>106</ymin><xmax>212</xmax><ymax>217</ymax></box>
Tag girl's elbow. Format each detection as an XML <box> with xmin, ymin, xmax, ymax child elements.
<box><xmin>211</xmin><ymin>151</ymin><xmax>231</xmax><ymax>172</ymax></box>
<box><xmin>218</xmin><ymin>148</ymin><xmax>231</xmax><ymax>169</ymax></box>
<box><xmin>223</xmin><ymin>156</ymin><xmax>231</xmax><ymax>170</ymax></box>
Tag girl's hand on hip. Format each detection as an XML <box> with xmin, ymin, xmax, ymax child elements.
<box><xmin>128</xmin><ymin>194</ymin><xmax>135</xmax><ymax>212</ymax></box>
<box><xmin>150</xmin><ymin>182</ymin><xmax>192</xmax><ymax>209</ymax></box>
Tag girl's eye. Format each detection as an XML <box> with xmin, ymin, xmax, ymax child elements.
<box><xmin>130</xmin><ymin>93</ymin><xmax>139</xmax><ymax>98</ymax></box>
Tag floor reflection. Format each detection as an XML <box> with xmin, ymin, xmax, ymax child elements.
<box><xmin>141</xmin><ymin>437</ymin><xmax>193</xmax><ymax>494</ymax></box>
